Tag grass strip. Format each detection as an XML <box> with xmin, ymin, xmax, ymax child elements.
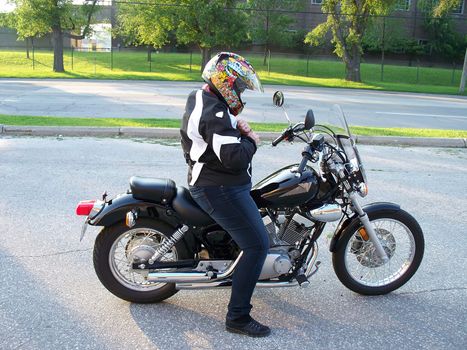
<box><xmin>1</xmin><ymin>115</ymin><xmax>466</xmax><ymax>138</ymax></box>
<box><xmin>1</xmin><ymin>50</ymin><xmax>465</xmax><ymax>96</ymax></box>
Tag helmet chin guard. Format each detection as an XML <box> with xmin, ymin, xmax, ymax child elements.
<box><xmin>202</xmin><ymin>52</ymin><xmax>263</xmax><ymax>116</ymax></box>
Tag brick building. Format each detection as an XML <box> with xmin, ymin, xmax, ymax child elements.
<box><xmin>298</xmin><ymin>0</ymin><xmax>466</xmax><ymax>44</ymax></box>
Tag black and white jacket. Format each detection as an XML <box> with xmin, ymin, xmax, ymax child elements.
<box><xmin>180</xmin><ymin>89</ymin><xmax>257</xmax><ymax>186</ymax></box>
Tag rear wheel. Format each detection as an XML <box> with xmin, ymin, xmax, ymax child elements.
<box><xmin>93</xmin><ymin>219</ymin><xmax>190</xmax><ymax>303</ymax></box>
<box><xmin>332</xmin><ymin>209</ymin><xmax>424</xmax><ymax>295</ymax></box>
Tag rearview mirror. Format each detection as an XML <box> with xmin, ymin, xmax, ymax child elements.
<box><xmin>305</xmin><ymin>110</ymin><xmax>315</xmax><ymax>130</ymax></box>
<box><xmin>273</xmin><ymin>91</ymin><xmax>284</xmax><ymax>107</ymax></box>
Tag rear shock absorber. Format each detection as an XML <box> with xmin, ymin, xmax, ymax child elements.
<box><xmin>148</xmin><ymin>225</ymin><xmax>189</xmax><ymax>264</ymax></box>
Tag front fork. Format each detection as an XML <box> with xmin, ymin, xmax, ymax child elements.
<box><xmin>348</xmin><ymin>192</ymin><xmax>389</xmax><ymax>262</ymax></box>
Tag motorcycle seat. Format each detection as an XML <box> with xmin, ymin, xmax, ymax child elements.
<box><xmin>172</xmin><ymin>186</ymin><xmax>215</xmax><ymax>226</ymax></box>
<box><xmin>130</xmin><ymin>176</ymin><xmax>177</xmax><ymax>203</ymax></box>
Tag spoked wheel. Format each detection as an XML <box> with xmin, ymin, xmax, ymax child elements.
<box><xmin>93</xmin><ymin>219</ymin><xmax>190</xmax><ymax>303</ymax></box>
<box><xmin>332</xmin><ymin>209</ymin><xmax>424</xmax><ymax>295</ymax></box>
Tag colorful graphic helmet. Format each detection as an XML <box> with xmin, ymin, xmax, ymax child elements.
<box><xmin>202</xmin><ymin>52</ymin><xmax>263</xmax><ymax>116</ymax></box>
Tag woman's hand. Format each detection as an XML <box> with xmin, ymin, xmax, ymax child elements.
<box><xmin>237</xmin><ymin>118</ymin><xmax>260</xmax><ymax>145</ymax></box>
<box><xmin>246</xmin><ymin>130</ymin><xmax>260</xmax><ymax>145</ymax></box>
<box><xmin>236</xmin><ymin>118</ymin><xmax>251</xmax><ymax>135</ymax></box>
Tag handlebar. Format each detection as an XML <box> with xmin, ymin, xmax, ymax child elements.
<box><xmin>272</xmin><ymin>132</ymin><xmax>288</xmax><ymax>146</ymax></box>
<box><xmin>271</xmin><ymin>125</ymin><xmax>298</xmax><ymax>147</ymax></box>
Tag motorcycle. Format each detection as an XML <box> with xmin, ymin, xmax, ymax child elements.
<box><xmin>76</xmin><ymin>91</ymin><xmax>424</xmax><ymax>303</ymax></box>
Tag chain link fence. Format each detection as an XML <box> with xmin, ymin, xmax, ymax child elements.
<box><xmin>0</xmin><ymin>45</ymin><xmax>464</xmax><ymax>88</ymax></box>
<box><xmin>0</xmin><ymin>7</ymin><xmax>466</xmax><ymax>87</ymax></box>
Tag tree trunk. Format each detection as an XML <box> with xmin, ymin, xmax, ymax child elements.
<box><xmin>52</xmin><ymin>26</ymin><xmax>65</xmax><ymax>72</ymax></box>
<box><xmin>200</xmin><ymin>47</ymin><xmax>211</xmax><ymax>73</ymax></box>
<box><xmin>263</xmin><ymin>45</ymin><xmax>269</xmax><ymax>66</ymax></box>
<box><xmin>26</xmin><ymin>38</ymin><xmax>30</xmax><ymax>59</ymax></box>
<box><xmin>345</xmin><ymin>46</ymin><xmax>361</xmax><ymax>82</ymax></box>
<box><xmin>263</xmin><ymin>11</ymin><xmax>269</xmax><ymax>66</ymax></box>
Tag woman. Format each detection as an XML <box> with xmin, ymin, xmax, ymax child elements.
<box><xmin>180</xmin><ymin>52</ymin><xmax>271</xmax><ymax>337</ymax></box>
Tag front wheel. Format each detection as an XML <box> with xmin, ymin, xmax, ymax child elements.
<box><xmin>93</xmin><ymin>219</ymin><xmax>191</xmax><ymax>303</ymax></box>
<box><xmin>332</xmin><ymin>209</ymin><xmax>424</xmax><ymax>295</ymax></box>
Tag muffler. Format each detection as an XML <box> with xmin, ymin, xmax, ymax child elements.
<box><xmin>176</xmin><ymin>242</ymin><xmax>319</xmax><ymax>290</ymax></box>
<box><xmin>146</xmin><ymin>252</ymin><xmax>243</xmax><ymax>284</ymax></box>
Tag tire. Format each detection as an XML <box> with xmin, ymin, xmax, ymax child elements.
<box><xmin>93</xmin><ymin>218</ymin><xmax>191</xmax><ymax>303</ymax></box>
<box><xmin>332</xmin><ymin>209</ymin><xmax>424</xmax><ymax>295</ymax></box>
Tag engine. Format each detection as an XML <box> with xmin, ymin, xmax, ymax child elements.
<box><xmin>263</xmin><ymin>212</ymin><xmax>314</xmax><ymax>246</ymax></box>
<box><xmin>256</xmin><ymin>212</ymin><xmax>314</xmax><ymax>280</ymax></box>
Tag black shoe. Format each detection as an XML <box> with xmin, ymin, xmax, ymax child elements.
<box><xmin>225</xmin><ymin>317</ymin><xmax>271</xmax><ymax>337</ymax></box>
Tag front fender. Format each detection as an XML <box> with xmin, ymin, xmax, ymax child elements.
<box><xmin>329</xmin><ymin>202</ymin><xmax>401</xmax><ymax>253</ymax></box>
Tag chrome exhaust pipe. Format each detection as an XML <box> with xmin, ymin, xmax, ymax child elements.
<box><xmin>176</xmin><ymin>242</ymin><xmax>319</xmax><ymax>290</ymax></box>
<box><xmin>147</xmin><ymin>252</ymin><xmax>243</xmax><ymax>284</ymax></box>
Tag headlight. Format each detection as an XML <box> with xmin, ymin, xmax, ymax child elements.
<box><xmin>356</xmin><ymin>182</ymin><xmax>368</xmax><ymax>197</ymax></box>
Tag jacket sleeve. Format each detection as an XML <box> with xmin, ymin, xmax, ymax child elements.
<box><xmin>198</xmin><ymin>104</ymin><xmax>257</xmax><ymax>171</ymax></box>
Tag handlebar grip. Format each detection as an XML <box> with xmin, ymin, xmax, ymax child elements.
<box><xmin>272</xmin><ymin>133</ymin><xmax>286</xmax><ymax>147</ymax></box>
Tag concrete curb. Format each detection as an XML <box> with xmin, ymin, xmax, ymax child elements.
<box><xmin>1</xmin><ymin>125</ymin><xmax>466</xmax><ymax>148</ymax></box>
<box><xmin>355</xmin><ymin>135</ymin><xmax>466</xmax><ymax>148</ymax></box>
<box><xmin>1</xmin><ymin>125</ymin><xmax>121</xmax><ymax>137</ymax></box>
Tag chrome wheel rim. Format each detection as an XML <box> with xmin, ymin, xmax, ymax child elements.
<box><xmin>109</xmin><ymin>228</ymin><xmax>177</xmax><ymax>292</ymax></box>
<box><xmin>344</xmin><ymin>219</ymin><xmax>416</xmax><ymax>287</ymax></box>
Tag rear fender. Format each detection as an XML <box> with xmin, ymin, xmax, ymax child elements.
<box><xmin>89</xmin><ymin>193</ymin><xmax>197</xmax><ymax>253</ymax></box>
<box><xmin>329</xmin><ymin>202</ymin><xmax>401</xmax><ymax>253</ymax></box>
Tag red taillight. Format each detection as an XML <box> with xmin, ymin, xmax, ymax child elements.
<box><xmin>76</xmin><ymin>200</ymin><xmax>96</xmax><ymax>216</ymax></box>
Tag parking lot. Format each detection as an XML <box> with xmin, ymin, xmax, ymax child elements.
<box><xmin>0</xmin><ymin>136</ymin><xmax>466</xmax><ymax>349</ymax></box>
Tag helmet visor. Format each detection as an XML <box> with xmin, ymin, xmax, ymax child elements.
<box><xmin>245</xmin><ymin>70</ymin><xmax>264</xmax><ymax>93</ymax></box>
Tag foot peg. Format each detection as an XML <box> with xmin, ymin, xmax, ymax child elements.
<box><xmin>296</xmin><ymin>260</ymin><xmax>321</xmax><ymax>288</ymax></box>
<box><xmin>296</xmin><ymin>273</ymin><xmax>310</xmax><ymax>288</ymax></box>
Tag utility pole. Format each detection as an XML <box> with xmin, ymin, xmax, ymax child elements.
<box><xmin>460</xmin><ymin>48</ymin><xmax>467</xmax><ymax>94</ymax></box>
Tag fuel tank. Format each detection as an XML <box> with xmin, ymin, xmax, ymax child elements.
<box><xmin>251</xmin><ymin>164</ymin><xmax>331</xmax><ymax>208</ymax></box>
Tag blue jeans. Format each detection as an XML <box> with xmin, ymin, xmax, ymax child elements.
<box><xmin>189</xmin><ymin>183</ymin><xmax>269</xmax><ymax>320</ymax></box>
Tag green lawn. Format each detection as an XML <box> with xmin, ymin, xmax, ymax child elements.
<box><xmin>2</xmin><ymin>115</ymin><xmax>466</xmax><ymax>138</ymax></box>
<box><xmin>0</xmin><ymin>49</ymin><xmax>464</xmax><ymax>95</ymax></box>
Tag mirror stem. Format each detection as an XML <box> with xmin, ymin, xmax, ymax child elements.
<box><xmin>282</xmin><ymin>106</ymin><xmax>292</xmax><ymax>125</ymax></box>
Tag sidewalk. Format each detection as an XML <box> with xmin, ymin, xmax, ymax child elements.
<box><xmin>1</xmin><ymin>124</ymin><xmax>466</xmax><ymax>148</ymax></box>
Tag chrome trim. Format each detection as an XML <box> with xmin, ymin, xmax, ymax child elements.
<box><xmin>176</xmin><ymin>281</ymin><xmax>232</xmax><ymax>290</ymax></box>
<box><xmin>349</xmin><ymin>192</ymin><xmax>389</xmax><ymax>262</ymax></box>
<box><xmin>148</xmin><ymin>225</ymin><xmax>189</xmax><ymax>264</ymax></box>
<box><xmin>309</xmin><ymin>203</ymin><xmax>342</xmax><ymax>222</ymax></box>
<box><xmin>305</xmin><ymin>242</ymin><xmax>319</xmax><ymax>275</ymax></box>
<box><xmin>194</xmin><ymin>260</ymin><xmax>232</xmax><ymax>273</ymax></box>
<box><xmin>79</xmin><ymin>218</ymin><xmax>89</xmax><ymax>242</ymax></box>
<box><xmin>175</xmin><ymin>242</ymin><xmax>320</xmax><ymax>290</ymax></box>
<box><xmin>88</xmin><ymin>200</ymin><xmax>105</xmax><ymax>224</ymax></box>
<box><xmin>147</xmin><ymin>251</ymin><xmax>243</xmax><ymax>283</ymax></box>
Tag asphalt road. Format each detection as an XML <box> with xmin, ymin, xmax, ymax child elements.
<box><xmin>1</xmin><ymin>79</ymin><xmax>467</xmax><ymax>130</ymax></box>
<box><xmin>0</xmin><ymin>136</ymin><xmax>466</xmax><ymax>349</ymax></box>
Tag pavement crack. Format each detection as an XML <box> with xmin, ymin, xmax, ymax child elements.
<box><xmin>397</xmin><ymin>287</ymin><xmax>467</xmax><ymax>295</ymax></box>
<box><xmin>0</xmin><ymin>248</ymin><xmax>92</xmax><ymax>259</ymax></box>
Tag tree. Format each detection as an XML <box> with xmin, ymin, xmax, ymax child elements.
<box><xmin>116</xmin><ymin>0</ymin><xmax>248</xmax><ymax>72</ymax></box>
<box><xmin>430</xmin><ymin>0</ymin><xmax>463</xmax><ymax>16</ymax></box>
<box><xmin>363</xmin><ymin>17</ymin><xmax>424</xmax><ymax>55</ymax></box>
<box><xmin>419</xmin><ymin>0</ymin><xmax>466</xmax><ymax>62</ymax></box>
<box><xmin>176</xmin><ymin>1</ymin><xmax>248</xmax><ymax>70</ymax></box>
<box><xmin>245</xmin><ymin>0</ymin><xmax>303</xmax><ymax>65</ymax></box>
<box><xmin>11</xmin><ymin>0</ymin><xmax>101</xmax><ymax>72</ymax></box>
<box><xmin>305</xmin><ymin>0</ymin><xmax>396</xmax><ymax>82</ymax></box>
<box><xmin>116</xmin><ymin>0</ymin><xmax>174</xmax><ymax>50</ymax></box>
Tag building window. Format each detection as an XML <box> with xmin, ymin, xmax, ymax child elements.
<box><xmin>395</xmin><ymin>0</ymin><xmax>411</xmax><ymax>11</ymax></box>
<box><xmin>452</xmin><ymin>0</ymin><xmax>464</xmax><ymax>14</ymax></box>
<box><xmin>311</xmin><ymin>0</ymin><xmax>323</xmax><ymax>4</ymax></box>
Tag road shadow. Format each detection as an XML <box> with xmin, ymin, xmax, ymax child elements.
<box><xmin>129</xmin><ymin>283</ymin><xmax>466</xmax><ymax>349</ymax></box>
<box><xmin>0</xmin><ymin>247</ymin><xmax>111</xmax><ymax>350</ymax></box>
